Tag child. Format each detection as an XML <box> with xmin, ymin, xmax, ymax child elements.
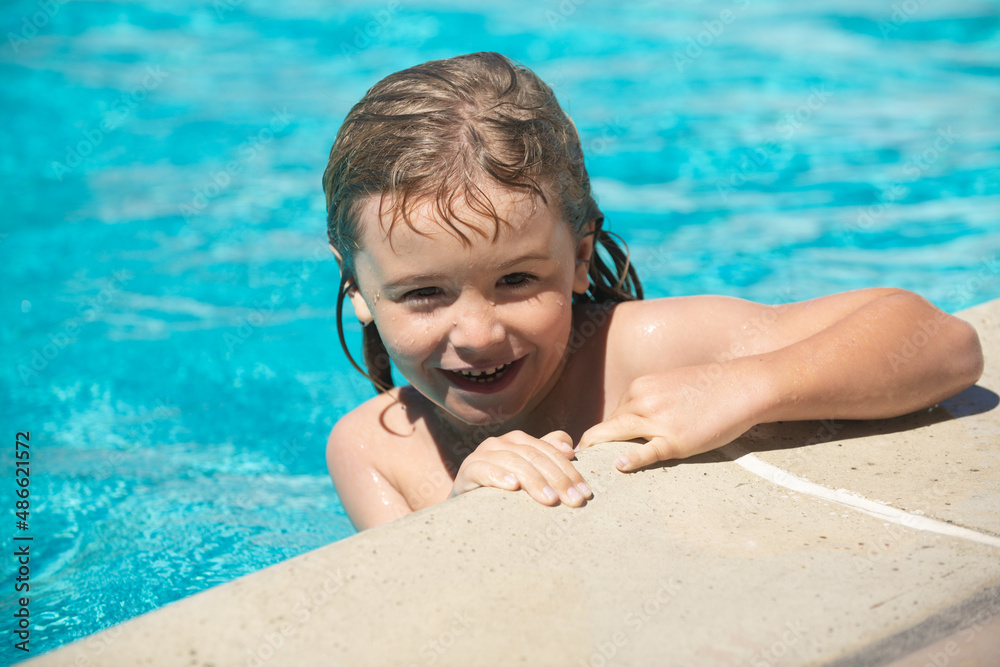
<box><xmin>322</xmin><ymin>52</ymin><xmax>983</xmax><ymax>531</ymax></box>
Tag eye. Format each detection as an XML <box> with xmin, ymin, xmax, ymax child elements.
<box><xmin>402</xmin><ymin>286</ymin><xmax>442</xmax><ymax>302</ymax></box>
<box><xmin>499</xmin><ymin>273</ymin><xmax>536</xmax><ymax>288</ymax></box>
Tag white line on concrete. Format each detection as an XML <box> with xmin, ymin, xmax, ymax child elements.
<box><xmin>721</xmin><ymin>443</ymin><xmax>1000</xmax><ymax>549</ymax></box>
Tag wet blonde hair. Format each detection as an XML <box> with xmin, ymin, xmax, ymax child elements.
<box><xmin>323</xmin><ymin>51</ymin><xmax>642</xmax><ymax>393</ymax></box>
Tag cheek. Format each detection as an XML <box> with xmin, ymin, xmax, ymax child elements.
<box><xmin>375</xmin><ymin>310</ymin><xmax>445</xmax><ymax>366</ymax></box>
<box><xmin>512</xmin><ymin>293</ymin><xmax>574</xmax><ymax>349</ymax></box>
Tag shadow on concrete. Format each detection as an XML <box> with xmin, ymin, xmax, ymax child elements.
<box><xmin>626</xmin><ymin>448</ymin><xmax>733</xmax><ymax>473</ymax></box>
<box><xmin>827</xmin><ymin>581</ymin><xmax>1000</xmax><ymax>667</ymax></box>
<box><xmin>939</xmin><ymin>383</ymin><xmax>1000</xmax><ymax>417</ymax></box>
<box><xmin>579</xmin><ymin>385</ymin><xmax>999</xmax><ymax>475</ymax></box>
<box><xmin>723</xmin><ymin>383</ymin><xmax>999</xmax><ymax>456</ymax></box>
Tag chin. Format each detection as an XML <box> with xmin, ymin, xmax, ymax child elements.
<box><xmin>445</xmin><ymin>402</ymin><xmax>522</xmax><ymax>428</ymax></box>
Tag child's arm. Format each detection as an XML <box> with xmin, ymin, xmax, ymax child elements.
<box><xmin>578</xmin><ymin>288</ymin><xmax>984</xmax><ymax>471</ymax></box>
<box><xmin>451</xmin><ymin>430</ymin><xmax>593</xmax><ymax>506</ymax></box>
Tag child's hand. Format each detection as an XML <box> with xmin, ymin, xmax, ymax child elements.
<box><xmin>451</xmin><ymin>430</ymin><xmax>593</xmax><ymax>506</ymax></box>
<box><xmin>577</xmin><ymin>366</ymin><xmax>759</xmax><ymax>472</ymax></box>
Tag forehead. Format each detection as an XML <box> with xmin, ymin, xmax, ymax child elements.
<box><xmin>355</xmin><ymin>184</ymin><xmax>553</xmax><ymax>252</ymax></box>
<box><xmin>352</xmin><ymin>185</ymin><xmax>574</xmax><ymax>283</ymax></box>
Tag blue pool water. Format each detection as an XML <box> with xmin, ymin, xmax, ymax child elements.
<box><xmin>2</xmin><ymin>0</ymin><xmax>999</xmax><ymax>662</ymax></box>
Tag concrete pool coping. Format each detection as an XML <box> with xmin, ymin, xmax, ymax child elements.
<box><xmin>24</xmin><ymin>298</ymin><xmax>1000</xmax><ymax>666</ymax></box>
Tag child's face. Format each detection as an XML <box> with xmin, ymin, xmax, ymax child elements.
<box><xmin>347</xmin><ymin>185</ymin><xmax>593</xmax><ymax>427</ymax></box>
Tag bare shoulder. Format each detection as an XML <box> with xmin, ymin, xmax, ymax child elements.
<box><xmin>325</xmin><ymin>388</ymin><xmax>423</xmax><ymax>530</ymax></box>
<box><xmin>609</xmin><ymin>294</ymin><xmax>765</xmax><ymax>331</ymax></box>
<box><xmin>326</xmin><ymin>388</ymin><xmax>417</xmax><ymax>476</ymax></box>
<box><xmin>327</xmin><ymin>394</ymin><xmax>389</xmax><ymax>486</ymax></box>
<box><xmin>604</xmin><ymin>295</ymin><xmax>770</xmax><ymax>375</ymax></box>
<box><xmin>605</xmin><ymin>288</ymin><xmax>931</xmax><ymax>379</ymax></box>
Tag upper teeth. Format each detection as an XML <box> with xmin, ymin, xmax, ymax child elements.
<box><xmin>459</xmin><ymin>363</ymin><xmax>507</xmax><ymax>377</ymax></box>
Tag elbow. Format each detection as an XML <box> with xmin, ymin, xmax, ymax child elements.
<box><xmin>932</xmin><ymin>314</ymin><xmax>984</xmax><ymax>401</ymax></box>
<box><xmin>897</xmin><ymin>291</ymin><xmax>984</xmax><ymax>393</ymax></box>
<box><xmin>892</xmin><ymin>292</ymin><xmax>985</xmax><ymax>404</ymax></box>
<box><xmin>952</xmin><ymin>318</ymin><xmax>985</xmax><ymax>390</ymax></box>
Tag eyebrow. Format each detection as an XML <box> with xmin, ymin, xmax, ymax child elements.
<box><xmin>496</xmin><ymin>251</ymin><xmax>553</xmax><ymax>271</ymax></box>
<box><xmin>382</xmin><ymin>252</ymin><xmax>554</xmax><ymax>291</ymax></box>
<box><xmin>382</xmin><ymin>273</ymin><xmax>448</xmax><ymax>291</ymax></box>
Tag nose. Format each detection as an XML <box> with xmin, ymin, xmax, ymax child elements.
<box><xmin>448</xmin><ymin>292</ymin><xmax>506</xmax><ymax>352</ymax></box>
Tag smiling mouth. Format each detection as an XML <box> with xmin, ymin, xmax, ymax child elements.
<box><xmin>450</xmin><ymin>361</ymin><xmax>516</xmax><ymax>384</ymax></box>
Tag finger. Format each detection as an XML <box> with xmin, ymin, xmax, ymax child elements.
<box><xmin>577</xmin><ymin>412</ymin><xmax>648</xmax><ymax>450</ymax></box>
<box><xmin>615</xmin><ymin>437</ymin><xmax>677</xmax><ymax>473</ymax></box>
<box><xmin>498</xmin><ymin>453</ymin><xmax>563</xmax><ymax>506</ymax></box>
<box><xmin>518</xmin><ymin>442</ymin><xmax>587</xmax><ymax>487</ymax></box>
<box><xmin>532</xmin><ymin>438</ymin><xmax>594</xmax><ymax>500</ymax></box>
<box><xmin>540</xmin><ymin>430</ymin><xmax>575</xmax><ymax>458</ymax></box>
<box><xmin>453</xmin><ymin>461</ymin><xmax>521</xmax><ymax>495</ymax></box>
<box><xmin>475</xmin><ymin>446</ymin><xmax>579</xmax><ymax>506</ymax></box>
<box><xmin>465</xmin><ymin>432</ymin><xmax>591</xmax><ymax>504</ymax></box>
<box><xmin>511</xmin><ymin>444</ymin><xmax>591</xmax><ymax>505</ymax></box>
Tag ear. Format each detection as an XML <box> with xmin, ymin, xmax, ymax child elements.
<box><xmin>347</xmin><ymin>283</ymin><xmax>374</xmax><ymax>326</ymax></box>
<box><xmin>331</xmin><ymin>244</ymin><xmax>374</xmax><ymax>326</ymax></box>
<box><xmin>572</xmin><ymin>221</ymin><xmax>596</xmax><ymax>295</ymax></box>
<box><xmin>329</xmin><ymin>243</ymin><xmax>347</xmax><ymax>268</ymax></box>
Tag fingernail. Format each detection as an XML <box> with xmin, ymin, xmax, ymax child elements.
<box><xmin>577</xmin><ymin>482</ymin><xmax>592</xmax><ymax>498</ymax></box>
<box><xmin>566</xmin><ymin>486</ymin><xmax>583</xmax><ymax>503</ymax></box>
<box><xmin>543</xmin><ymin>486</ymin><xmax>558</xmax><ymax>502</ymax></box>
<box><xmin>615</xmin><ymin>456</ymin><xmax>630</xmax><ymax>471</ymax></box>
<box><xmin>504</xmin><ymin>473</ymin><xmax>518</xmax><ymax>487</ymax></box>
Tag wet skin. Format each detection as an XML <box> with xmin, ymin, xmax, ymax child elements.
<box><xmin>327</xmin><ymin>186</ymin><xmax>984</xmax><ymax>531</ymax></box>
